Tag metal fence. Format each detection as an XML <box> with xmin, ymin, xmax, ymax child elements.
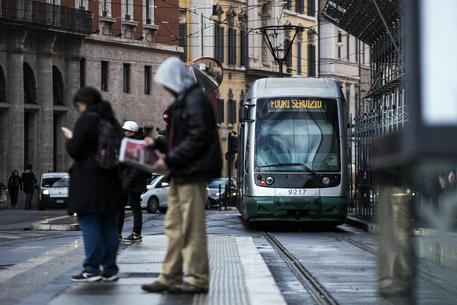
<box><xmin>0</xmin><ymin>0</ymin><xmax>92</xmax><ymax>34</ymax></box>
<box><xmin>351</xmin><ymin>24</ymin><xmax>405</xmax><ymax>220</ymax></box>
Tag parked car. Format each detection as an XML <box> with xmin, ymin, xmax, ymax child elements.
<box><xmin>141</xmin><ymin>175</ymin><xmax>170</xmax><ymax>213</ymax></box>
<box><xmin>207</xmin><ymin>178</ymin><xmax>237</xmax><ymax>208</ymax></box>
<box><xmin>38</xmin><ymin>173</ymin><xmax>69</xmax><ymax>210</ymax></box>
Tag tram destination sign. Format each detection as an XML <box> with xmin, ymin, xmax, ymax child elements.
<box><xmin>268</xmin><ymin>98</ymin><xmax>325</xmax><ymax>112</ymax></box>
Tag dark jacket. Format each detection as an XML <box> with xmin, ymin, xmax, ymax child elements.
<box><xmin>155</xmin><ymin>85</ymin><xmax>222</xmax><ymax>184</ymax></box>
<box><xmin>8</xmin><ymin>175</ymin><xmax>22</xmax><ymax>191</ymax></box>
<box><xmin>66</xmin><ymin>108</ymin><xmax>122</xmax><ymax>214</ymax></box>
<box><xmin>21</xmin><ymin>170</ymin><xmax>37</xmax><ymax>193</ymax></box>
<box><xmin>121</xmin><ymin>131</ymin><xmax>149</xmax><ymax>193</ymax></box>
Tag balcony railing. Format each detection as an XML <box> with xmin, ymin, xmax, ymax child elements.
<box><xmin>0</xmin><ymin>0</ymin><xmax>92</xmax><ymax>34</ymax></box>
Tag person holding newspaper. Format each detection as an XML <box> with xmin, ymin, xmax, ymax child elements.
<box><xmin>117</xmin><ymin>121</ymin><xmax>149</xmax><ymax>243</ymax></box>
<box><xmin>141</xmin><ymin>57</ymin><xmax>222</xmax><ymax>294</ymax></box>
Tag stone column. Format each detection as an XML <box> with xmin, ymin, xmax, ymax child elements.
<box><xmin>64</xmin><ymin>41</ymin><xmax>83</xmax><ymax>169</ymax></box>
<box><xmin>6</xmin><ymin>30</ymin><xmax>27</xmax><ymax>175</ymax></box>
<box><xmin>37</xmin><ymin>35</ymin><xmax>56</xmax><ymax>175</ymax></box>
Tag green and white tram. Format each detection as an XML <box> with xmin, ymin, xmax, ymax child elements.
<box><xmin>237</xmin><ymin>78</ymin><xmax>348</xmax><ymax>225</ymax></box>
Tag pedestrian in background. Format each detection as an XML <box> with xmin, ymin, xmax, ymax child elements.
<box><xmin>117</xmin><ymin>121</ymin><xmax>149</xmax><ymax>242</ymax></box>
<box><xmin>21</xmin><ymin>164</ymin><xmax>37</xmax><ymax>210</ymax></box>
<box><xmin>7</xmin><ymin>170</ymin><xmax>22</xmax><ymax>208</ymax></box>
<box><xmin>142</xmin><ymin>57</ymin><xmax>222</xmax><ymax>294</ymax></box>
<box><xmin>64</xmin><ymin>87</ymin><xmax>122</xmax><ymax>283</ymax></box>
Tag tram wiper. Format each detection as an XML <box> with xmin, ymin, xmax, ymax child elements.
<box><xmin>257</xmin><ymin>163</ymin><xmax>317</xmax><ymax>175</ymax></box>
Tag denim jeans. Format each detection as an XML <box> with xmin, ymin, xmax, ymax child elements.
<box><xmin>24</xmin><ymin>191</ymin><xmax>33</xmax><ymax>209</ymax></box>
<box><xmin>117</xmin><ymin>192</ymin><xmax>143</xmax><ymax>235</ymax></box>
<box><xmin>78</xmin><ymin>213</ymin><xmax>119</xmax><ymax>276</ymax></box>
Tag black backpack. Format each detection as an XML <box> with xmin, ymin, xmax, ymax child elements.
<box><xmin>89</xmin><ymin>113</ymin><xmax>122</xmax><ymax>169</ymax></box>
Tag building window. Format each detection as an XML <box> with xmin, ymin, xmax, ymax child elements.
<box><xmin>217</xmin><ymin>99</ymin><xmax>225</xmax><ymax>124</ymax></box>
<box><xmin>307</xmin><ymin>0</ymin><xmax>315</xmax><ymax>17</ymax></box>
<box><xmin>227</xmin><ymin>99</ymin><xmax>236</xmax><ymax>124</ymax></box>
<box><xmin>337</xmin><ymin>31</ymin><xmax>342</xmax><ymax>59</ymax></box>
<box><xmin>144</xmin><ymin>65</ymin><xmax>151</xmax><ymax>95</ymax></box>
<box><xmin>307</xmin><ymin>32</ymin><xmax>316</xmax><ymax>77</ymax></box>
<box><xmin>76</xmin><ymin>0</ymin><xmax>89</xmax><ymax>10</ymax></box>
<box><xmin>228</xmin><ymin>27</ymin><xmax>237</xmax><ymax>65</ymax></box>
<box><xmin>355</xmin><ymin>39</ymin><xmax>359</xmax><ymax>63</ymax></box>
<box><xmin>285</xmin><ymin>38</ymin><xmax>292</xmax><ymax>73</ymax></box>
<box><xmin>80</xmin><ymin>58</ymin><xmax>86</xmax><ymax>88</ymax></box>
<box><xmin>346</xmin><ymin>87</ymin><xmax>350</xmax><ymax>104</ymax></box>
<box><xmin>296</xmin><ymin>0</ymin><xmax>304</xmax><ymax>14</ymax></box>
<box><xmin>101</xmin><ymin>61</ymin><xmax>109</xmax><ymax>92</ymax></box>
<box><xmin>178</xmin><ymin>11</ymin><xmax>187</xmax><ymax>62</ymax></box>
<box><xmin>362</xmin><ymin>45</ymin><xmax>366</xmax><ymax>64</ymax></box>
<box><xmin>143</xmin><ymin>0</ymin><xmax>154</xmax><ymax>24</ymax></box>
<box><xmin>122</xmin><ymin>0</ymin><xmax>134</xmax><ymax>21</ymax></box>
<box><xmin>240</xmin><ymin>29</ymin><xmax>248</xmax><ymax>67</ymax></box>
<box><xmin>297</xmin><ymin>43</ymin><xmax>302</xmax><ymax>75</ymax></box>
<box><xmin>214</xmin><ymin>24</ymin><xmax>224</xmax><ymax>63</ymax></box>
<box><xmin>123</xmin><ymin>63</ymin><xmax>131</xmax><ymax>94</ymax></box>
<box><xmin>99</xmin><ymin>0</ymin><xmax>111</xmax><ymax>17</ymax></box>
<box><xmin>284</xmin><ymin>0</ymin><xmax>291</xmax><ymax>10</ymax></box>
<box><xmin>346</xmin><ymin>34</ymin><xmax>350</xmax><ymax>61</ymax></box>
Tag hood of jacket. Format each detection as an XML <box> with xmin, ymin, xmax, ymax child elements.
<box><xmin>154</xmin><ymin>57</ymin><xmax>196</xmax><ymax>94</ymax></box>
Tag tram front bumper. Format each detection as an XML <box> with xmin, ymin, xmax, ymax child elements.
<box><xmin>244</xmin><ymin>196</ymin><xmax>347</xmax><ymax>222</ymax></box>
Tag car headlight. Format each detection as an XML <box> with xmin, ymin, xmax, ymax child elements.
<box><xmin>42</xmin><ymin>189</ymin><xmax>50</xmax><ymax>196</ymax></box>
<box><xmin>232</xmin><ymin>192</ymin><xmax>237</xmax><ymax>196</ymax></box>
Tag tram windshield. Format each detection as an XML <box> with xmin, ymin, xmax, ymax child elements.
<box><xmin>254</xmin><ymin>98</ymin><xmax>340</xmax><ymax>172</ymax></box>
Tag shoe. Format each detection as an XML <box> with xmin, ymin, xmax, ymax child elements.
<box><xmin>168</xmin><ymin>282</ymin><xmax>208</xmax><ymax>294</ymax></box>
<box><xmin>122</xmin><ymin>233</ymin><xmax>142</xmax><ymax>243</ymax></box>
<box><xmin>141</xmin><ymin>280</ymin><xmax>170</xmax><ymax>293</ymax></box>
<box><xmin>71</xmin><ymin>272</ymin><xmax>102</xmax><ymax>282</ymax></box>
<box><xmin>102</xmin><ymin>274</ymin><xmax>119</xmax><ymax>282</ymax></box>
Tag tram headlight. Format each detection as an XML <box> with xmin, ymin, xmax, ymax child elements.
<box><xmin>322</xmin><ymin>177</ymin><xmax>331</xmax><ymax>186</ymax></box>
<box><xmin>266</xmin><ymin>177</ymin><xmax>275</xmax><ymax>185</ymax></box>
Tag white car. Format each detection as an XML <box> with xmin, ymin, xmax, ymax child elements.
<box><xmin>39</xmin><ymin>172</ymin><xmax>69</xmax><ymax>210</ymax></box>
<box><xmin>141</xmin><ymin>175</ymin><xmax>170</xmax><ymax>213</ymax></box>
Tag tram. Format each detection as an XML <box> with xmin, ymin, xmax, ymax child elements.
<box><xmin>237</xmin><ymin>78</ymin><xmax>348</xmax><ymax>225</ymax></box>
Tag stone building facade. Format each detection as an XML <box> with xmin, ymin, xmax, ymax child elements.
<box><xmin>0</xmin><ymin>0</ymin><xmax>180</xmax><ymax>188</ymax></box>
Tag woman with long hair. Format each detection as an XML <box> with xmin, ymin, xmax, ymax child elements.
<box><xmin>7</xmin><ymin>170</ymin><xmax>22</xmax><ymax>208</ymax></box>
<box><xmin>64</xmin><ymin>87</ymin><xmax>122</xmax><ymax>282</ymax></box>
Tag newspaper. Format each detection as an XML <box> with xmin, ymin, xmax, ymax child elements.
<box><xmin>119</xmin><ymin>138</ymin><xmax>159</xmax><ymax>173</ymax></box>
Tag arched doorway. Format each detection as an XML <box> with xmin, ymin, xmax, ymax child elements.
<box><xmin>0</xmin><ymin>66</ymin><xmax>6</xmax><ymax>103</ymax></box>
<box><xmin>23</xmin><ymin>62</ymin><xmax>36</xmax><ymax>104</ymax></box>
<box><xmin>52</xmin><ymin>66</ymin><xmax>64</xmax><ymax>105</ymax></box>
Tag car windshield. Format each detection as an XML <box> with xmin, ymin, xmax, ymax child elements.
<box><xmin>208</xmin><ymin>179</ymin><xmax>227</xmax><ymax>189</ymax></box>
<box><xmin>42</xmin><ymin>177</ymin><xmax>69</xmax><ymax>188</ymax></box>
<box><xmin>255</xmin><ymin>98</ymin><xmax>340</xmax><ymax>172</ymax></box>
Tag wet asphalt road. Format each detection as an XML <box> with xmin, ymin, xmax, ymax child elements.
<box><xmin>1</xmin><ymin>209</ymin><xmax>456</xmax><ymax>305</ymax></box>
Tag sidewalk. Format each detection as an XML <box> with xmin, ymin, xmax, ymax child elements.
<box><xmin>46</xmin><ymin>235</ymin><xmax>286</xmax><ymax>305</ymax></box>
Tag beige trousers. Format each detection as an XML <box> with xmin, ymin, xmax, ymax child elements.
<box><xmin>158</xmin><ymin>180</ymin><xmax>209</xmax><ymax>289</ymax></box>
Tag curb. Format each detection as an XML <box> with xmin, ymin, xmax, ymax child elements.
<box><xmin>31</xmin><ymin>215</ymin><xmax>79</xmax><ymax>231</ymax></box>
<box><xmin>346</xmin><ymin>215</ymin><xmax>378</xmax><ymax>234</ymax></box>
<box><xmin>31</xmin><ymin>222</ymin><xmax>79</xmax><ymax>231</ymax></box>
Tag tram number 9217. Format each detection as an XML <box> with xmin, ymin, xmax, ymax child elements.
<box><xmin>288</xmin><ymin>189</ymin><xmax>306</xmax><ymax>196</ymax></box>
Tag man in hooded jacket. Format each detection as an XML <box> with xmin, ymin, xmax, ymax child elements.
<box><xmin>141</xmin><ymin>57</ymin><xmax>222</xmax><ymax>294</ymax></box>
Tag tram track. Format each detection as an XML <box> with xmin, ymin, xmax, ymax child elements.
<box><xmin>265</xmin><ymin>232</ymin><xmax>340</xmax><ymax>305</ymax></box>
<box><xmin>333</xmin><ymin>227</ymin><xmax>457</xmax><ymax>297</ymax></box>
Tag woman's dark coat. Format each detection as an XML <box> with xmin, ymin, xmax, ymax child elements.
<box><xmin>66</xmin><ymin>108</ymin><xmax>122</xmax><ymax>214</ymax></box>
